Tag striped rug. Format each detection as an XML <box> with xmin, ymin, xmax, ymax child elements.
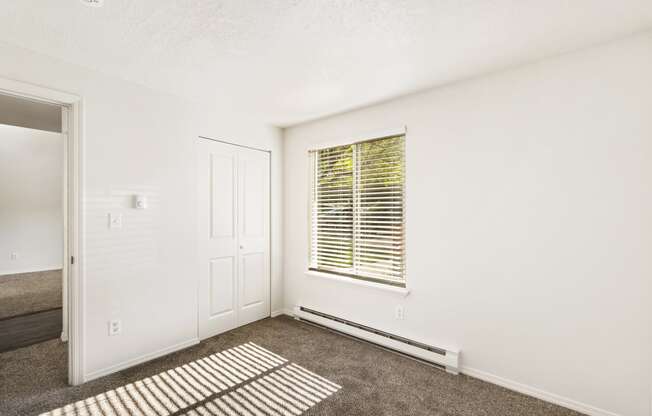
<box><xmin>41</xmin><ymin>342</ymin><xmax>341</xmax><ymax>416</ymax></box>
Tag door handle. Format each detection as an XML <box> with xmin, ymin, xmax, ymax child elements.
<box><xmin>239</xmin><ymin>244</ymin><xmax>245</xmax><ymax>250</ymax></box>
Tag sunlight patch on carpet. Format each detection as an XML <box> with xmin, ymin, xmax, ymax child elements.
<box><xmin>40</xmin><ymin>342</ymin><xmax>341</xmax><ymax>416</ymax></box>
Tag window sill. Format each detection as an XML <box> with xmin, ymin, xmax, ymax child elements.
<box><xmin>305</xmin><ymin>270</ymin><xmax>411</xmax><ymax>297</ymax></box>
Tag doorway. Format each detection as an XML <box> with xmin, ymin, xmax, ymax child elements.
<box><xmin>0</xmin><ymin>78</ymin><xmax>82</xmax><ymax>385</ymax></box>
<box><xmin>197</xmin><ymin>137</ymin><xmax>271</xmax><ymax>340</ymax></box>
<box><xmin>0</xmin><ymin>101</ymin><xmax>64</xmax><ymax>351</ymax></box>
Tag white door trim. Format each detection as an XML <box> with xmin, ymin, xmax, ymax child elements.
<box><xmin>0</xmin><ymin>77</ymin><xmax>85</xmax><ymax>385</ymax></box>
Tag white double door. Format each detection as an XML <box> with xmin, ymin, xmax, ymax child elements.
<box><xmin>198</xmin><ymin>138</ymin><xmax>270</xmax><ymax>340</ymax></box>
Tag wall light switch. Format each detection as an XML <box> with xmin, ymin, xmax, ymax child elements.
<box><xmin>109</xmin><ymin>213</ymin><xmax>122</xmax><ymax>229</ymax></box>
<box><xmin>10</xmin><ymin>252</ymin><xmax>18</xmax><ymax>260</ymax></box>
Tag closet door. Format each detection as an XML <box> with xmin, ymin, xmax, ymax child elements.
<box><xmin>237</xmin><ymin>147</ymin><xmax>270</xmax><ymax>326</ymax></box>
<box><xmin>197</xmin><ymin>139</ymin><xmax>270</xmax><ymax>340</ymax></box>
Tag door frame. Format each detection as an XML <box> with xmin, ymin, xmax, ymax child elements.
<box><xmin>0</xmin><ymin>77</ymin><xmax>85</xmax><ymax>385</ymax></box>
<box><xmin>197</xmin><ymin>135</ymin><xmax>273</xmax><ymax>337</ymax></box>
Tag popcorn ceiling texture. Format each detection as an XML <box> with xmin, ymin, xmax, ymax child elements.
<box><xmin>1</xmin><ymin>1</ymin><xmax>651</xmax><ymax>125</ymax></box>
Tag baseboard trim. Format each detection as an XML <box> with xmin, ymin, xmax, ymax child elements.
<box><xmin>461</xmin><ymin>366</ymin><xmax>621</xmax><ymax>416</ymax></box>
<box><xmin>271</xmin><ymin>309</ymin><xmax>292</xmax><ymax>318</ymax></box>
<box><xmin>84</xmin><ymin>338</ymin><xmax>200</xmax><ymax>383</ymax></box>
<box><xmin>0</xmin><ymin>266</ymin><xmax>63</xmax><ymax>277</ymax></box>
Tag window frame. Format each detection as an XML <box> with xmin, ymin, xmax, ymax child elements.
<box><xmin>307</xmin><ymin>128</ymin><xmax>407</xmax><ymax>288</ymax></box>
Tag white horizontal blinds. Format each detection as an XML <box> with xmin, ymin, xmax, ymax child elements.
<box><xmin>311</xmin><ymin>144</ymin><xmax>354</xmax><ymax>273</ymax></box>
<box><xmin>354</xmin><ymin>136</ymin><xmax>405</xmax><ymax>285</ymax></box>
<box><xmin>310</xmin><ymin>135</ymin><xmax>406</xmax><ymax>286</ymax></box>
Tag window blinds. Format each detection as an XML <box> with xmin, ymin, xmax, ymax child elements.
<box><xmin>310</xmin><ymin>135</ymin><xmax>405</xmax><ymax>287</ymax></box>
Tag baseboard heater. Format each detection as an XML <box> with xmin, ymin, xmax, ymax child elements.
<box><xmin>293</xmin><ymin>306</ymin><xmax>459</xmax><ymax>374</ymax></box>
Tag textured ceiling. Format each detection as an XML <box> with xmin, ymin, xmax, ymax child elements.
<box><xmin>1</xmin><ymin>1</ymin><xmax>651</xmax><ymax>126</ymax></box>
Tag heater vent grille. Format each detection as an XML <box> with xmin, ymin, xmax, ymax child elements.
<box><xmin>300</xmin><ymin>306</ymin><xmax>446</xmax><ymax>355</ymax></box>
<box><xmin>294</xmin><ymin>306</ymin><xmax>459</xmax><ymax>374</ymax></box>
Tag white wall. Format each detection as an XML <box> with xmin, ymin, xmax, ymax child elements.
<box><xmin>0</xmin><ymin>41</ymin><xmax>283</xmax><ymax>379</ymax></box>
<box><xmin>283</xmin><ymin>33</ymin><xmax>652</xmax><ymax>416</ymax></box>
<box><xmin>0</xmin><ymin>124</ymin><xmax>63</xmax><ymax>275</ymax></box>
<box><xmin>0</xmin><ymin>93</ymin><xmax>61</xmax><ymax>133</ymax></box>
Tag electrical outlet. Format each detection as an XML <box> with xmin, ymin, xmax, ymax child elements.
<box><xmin>108</xmin><ymin>319</ymin><xmax>122</xmax><ymax>336</ymax></box>
<box><xmin>10</xmin><ymin>252</ymin><xmax>18</xmax><ymax>260</ymax></box>
<box><xmin>395</xmin><ymin>305</ymin><xmax>404</xmax><ymax>320</ymax></box>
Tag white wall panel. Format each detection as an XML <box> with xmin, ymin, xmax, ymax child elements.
<box><xmin>0</xmin><ymin>124</ymin><xmax>63</xmax><ymax>275</ymax></box>
<box><xmin>0</xmin><ymin>42</ymin><xmax>283</xmax><ymax>379</ymax></box>
<box><xmin>283</xmin><ymin>33</ymin><xmax>652</xmax><ymax>416</ymax></box>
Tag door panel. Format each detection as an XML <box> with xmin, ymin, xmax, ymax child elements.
<box><xmin>198</xmin><ymin>139</ymin><xmax>270</xmax><ymax>340</ymax></box>
<box><xmin>242</xmin><ymin>160</ymin><xmax>265</xmax><ymax>237</ymax></box>
<box><xmin>198</xmin><ymin>140</ymin><xmax>238</xmax><ymax>338</ymax></box>
<box><xmin>237</xmin><ymin>148</ymin><xmax>270</xmax><ymax>326</ymax></box>
<box><xmin>210</xmin><ymin>154</ymin><xmax>235</xmax><ymax>238</ymax></box>
<box><xmin>209</xmin><ymin>257</ymin><xmax>235</xmax><ymax>316</ymax></box>
<box><xmin>241</xmin><ymin>253</ymin><xmax>265</xmax><ymax>308</ymax></box>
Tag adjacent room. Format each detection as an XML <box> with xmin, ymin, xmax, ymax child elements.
<box><xmin>0</xmin><ymin>2</ymin><xmax>650</xmax><ymax>416</ymax></box>
<box><xmin>0</xmin><ymin>93</ymin><xmax>66</xmax><ymax>354</ymax></box>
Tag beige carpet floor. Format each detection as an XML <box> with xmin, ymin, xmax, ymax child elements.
<box><xmin>0</xmin><ymin>315</ymin><xmax>584</xmax><ymax>416</ymax></box>
<box><xmin>0</xmin><ymin>270</ymin><xmax>62</xmax><ymax>319</ymax></box>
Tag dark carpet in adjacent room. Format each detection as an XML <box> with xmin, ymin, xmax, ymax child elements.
<box><xmin>0</xmin><ymin>308</ymin><xmax>62</xmax><ymax>352</ymax></box>
<box><xmin>0</xmin><ymin>315</ymin><xmax>583</xmax><ymax>416</ymax></box>
<box><xmin>0</xmin><ymin>269</ymin><xmax>62</xmax><ymax>319</ymax></box>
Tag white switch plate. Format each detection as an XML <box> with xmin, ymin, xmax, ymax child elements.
<box><xmin>108</xmin><ymin>319</ymin><xmax>121</xmax><ymax>336</ymax></box>
<box><xmin>10</xmin><ymin>252</ymin><xmax>17</xmax><ymax>260</ymax></box>
<box><xmin>109</xmin><ymin>213</ymin><xmax>122</xmax><ymax>229</ymax></box>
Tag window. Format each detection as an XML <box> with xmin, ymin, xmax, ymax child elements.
<box><xmin>309</xmin><ymin>134</ymin><xmax>405</xmax><ymax>287</ymax></box>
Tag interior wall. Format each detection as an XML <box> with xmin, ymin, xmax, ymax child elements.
<box><xmin>0</xmin><ymin>93</ymin><xmax>61</xmax><ymax>133</ymax></box>
<box><xmin>283</xmin><ymin>32</ymin><xmax>652</xmax><ymax>416</ymax></box>
<box><xmin>0</xmin><ymin>41</ymin><xmax>283</xmax><ymax>379</ymax></box>
<box><xmin>0</xmin><ymin>124</ymin><xmax>63</xmax><ymax>275</ymax></box>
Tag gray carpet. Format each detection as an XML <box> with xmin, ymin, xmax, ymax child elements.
<box><xmin>0</xmin><ymin>308</ymin><xmax>63</xmax><ymax>352</ymax></box>
<box><xmin>39</xmin><ymin>342</ymin><xmax>342</xmax><ymax>416</ymax></box>
<box><xmin>0</xmin><ymin>270</ymin><xmax>62</xmax><ymax>319</ymax></box>
<box><xmin>0</xmin><ymin>316</ymin><xmax>583</xmax><ymax>416</ymax></box>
